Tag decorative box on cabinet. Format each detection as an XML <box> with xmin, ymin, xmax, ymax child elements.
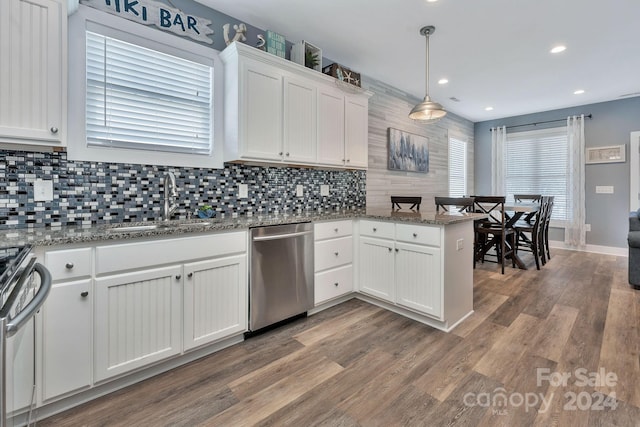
<box><xmin>0</xmin><ymin>0</ymin><xmax>67</xmax><ymax>147</ymax></box>
<box><xmin>314</xmin><ymin>220</ymin><xmax>354</xmax><ymax>305</ymax></box>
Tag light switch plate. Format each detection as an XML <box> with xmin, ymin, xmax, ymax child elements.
<box><xmin>238</xmin><ymin>184</ymin><xmax>248</xmax><ymax>198</ymax></box>
<box><xmin>320</xmin><ymin>185</ymin><xmax>329</xmax><ymax>196</ymax></box>
<box><xmin>34</xmin><ymin>180</ymin><xmax>53</xmax><ymax>201</ymax></box>
<box><xmin>595</xmin><ymin>185</ymin><xmax>614</xmax><ymax>194</ymax></box>
<box><xmin>296</xmin><ymin>185</ymin><xmax>304</xmax><ymax>197</ymax></box>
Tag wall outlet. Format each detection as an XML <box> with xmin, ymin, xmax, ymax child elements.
<box><xmin>585</xmin><ymin>224</ymin><xmax>591</xmax><ymax>232</ymax></box>
<box><xmin>320</xmin><ymin>185</ymin><xmax>329</xmax><ymax>196</ymax></box>
<box><xmin>456</xmin><ymin>238</ymin><xmax>464</xmax><ymax>251</ymax></box>
<box><xmin>34</xmin><ymin>179</ymin><xmax>53</xmax><ymax>201</ymax></box>
<box><xmin>296</xmin><ymin>184</ymin><xmax>304</xmax><ymax>197</ymax></box>
<box><xmin>238</xmin><ymin>184</ymin><xmax>248</xmax><ymax>198</ymax></box>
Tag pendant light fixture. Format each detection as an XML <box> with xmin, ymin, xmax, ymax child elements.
<box><xmin>409</xmin><ymin>25</ymin><xmax>447</xmax><ymax>123</ymax></box>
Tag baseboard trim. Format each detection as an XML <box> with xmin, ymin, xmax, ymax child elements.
<box><xmin>549</xmin><ymin>240</ymin><xmax>628</xmax><ymax>257</ymax></box>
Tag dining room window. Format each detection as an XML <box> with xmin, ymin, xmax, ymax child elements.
<box><xmin>448</xmin><ymin>137</ymin><xmax>467</xmax><ymax>197</ymax></box>
<box><xmin>504</xmin><ymin>127</ymin><xmax>568</xmax><ymax>223</ymax></box>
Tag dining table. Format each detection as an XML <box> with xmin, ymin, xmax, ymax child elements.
<box><xmin>504</xmin><ymin>201</ymin><xmax>541</xmax><ymax>269</ymax></box>
<box><xmin>475</xmin><ymin>200</ymin><xmax>541</xmax><ymax>270</ymax></box>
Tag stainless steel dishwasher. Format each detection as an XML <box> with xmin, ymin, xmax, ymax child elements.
<box><xmin>249</xmin><ymin>222</ymin><xmax>314</xmax><ymax>332</ymax></box>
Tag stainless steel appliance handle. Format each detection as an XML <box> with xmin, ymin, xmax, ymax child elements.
<box><xmin>252</xmin><ymin>230</ymin><xmax>313</xmax><ymax>242</ymax></box>
<box><xmin>5</xmin><ymin>263</ymin><xmax>52</xmax><ymax>338</ymax></box>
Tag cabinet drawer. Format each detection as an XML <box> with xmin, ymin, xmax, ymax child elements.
<box><xmin>315</xmin><ymin>264</ymin><xmax>353</xmax><ymax>305</ymax></box>
<box><xmin>359</xmin><ymin>220</ymin><xmax>394</xmax><ymax>239</ymax></box>
<box><xmin>395</xmin><ymin>224</ymin><xmax>441</xmax><ymax>247</ymax></box>
<box><xmin>45</xmin><ymin>248</ymin><xmax>92</xmax><ymax>281</ymax></box>
<box><xmin>315</xmin><ymin>220</ymin><xmax>352</xmax><ymax>240</ymax></box>
<box><xmin>315</xmin><ymin>236</ymin><xmax>353</xmax><ymax>271</ymax></box>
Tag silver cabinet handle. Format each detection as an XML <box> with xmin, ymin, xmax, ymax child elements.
<box><xmin>395</xmin><ymin>248</ymin><xmax>399</xmax><ymax>252</ymax></box>
<box><xmin>279</xmin><ymin>151</ymin><xmax>283</xmax><ymax>156</ymax></box>
<box><xmin>334</xmin><ymin>252</ymin><xmax>339</xmax><ymax>256</ymax></box>
<box><xmin>175</xmin><ymin>274</ymin><xmax>181</xmax><ymax>280</ymax></box>
<box><xmin>373</xmin><ymin>228</ymin><xmax>377</xmax><ymax>232</ymax></box>
<box><xmin>286</xmin><ymin>152</ymin><xmax>290</xmax><ymax>156</ymax></box>
<box><xmin>65</xmin><ymin>262</ymin><xmax>74</xmax><ymax>269</ymax></box>
<box><xmin>413</xmin><ymin>233</ymin><xmax>418</xmax><ymax>237</ymax></box>
<box><xmin>334</xmin><ymin>228</ymin><xmax>339</xmax><ymax>232</ymax></box>
<box><xmin>50</xmin><ymin>126</ymin><xmax>58</xmax><ymax>134</ymax></box>
<box><xmin>334</xmin><ymin>282</ymin><xmax>339</xmax><ymax>287</ymax></box>
<box><xmin>346</xmin><ymin>159</ymin><xmax>350</xmax><ymax>163</ymax></box>
<box><xmin>81</xmin><ymin>291</ymin><xmax>89</xmax><ymax>298</ymax></box>
<box><xmin>187</xmin><ymin>272</ymin><xmax>193</xmax><ymax>278</ymax></box>
<box><xmin>388</xmin><ymin>247</ymin><xmax>392</xmax><ymax>252</ymax></box>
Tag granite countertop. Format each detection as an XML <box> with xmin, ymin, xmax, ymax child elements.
<box><xmin>0</xmin><ymin>208</ymin><xmax>485</xmax><ymax>248</ymax></box>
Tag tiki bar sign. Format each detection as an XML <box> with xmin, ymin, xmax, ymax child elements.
<box><xmin>82</xmin><ymin>0</ymin><xmax>214</xmax><ymax>44</ymax></box>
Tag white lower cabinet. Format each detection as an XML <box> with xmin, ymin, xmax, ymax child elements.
<box><xmin>94</xmin><ymin>265</ymin><xmax>183</xmax><ymax>382</ymax></box>
<box><xmin>41</xmin><ymin>279</ymin><xmax>92</xmax><ymax>401</ymax></box>
<box><xmin>395</xmin><ymin>242</ymin><xmax>442</xmax><ymax>318</ymax></box>
<box><xmin>358</xmin><ymin>221</ymin><xmax>444</xmax><ymax>320</ymax></box>
<box><xmin>358</xmin><ymin>236</ymin><xmax>395</xmax><ymax>302</ymax></box>
<box><xmin>183</xmin><ymin>255</ymin><xmax>247</xmax><ymax>351</ymax></box>
<box><xmin>314</xmin><ymin>220</ymin><xmax>354</xmax><ymax>305</ymax></box>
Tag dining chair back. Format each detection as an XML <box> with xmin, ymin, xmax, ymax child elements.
<box><xmin>514</xmin><ymin>198</ymin><xmax>545</xmax><ymax>270</ymax></box>
<box><xmin>391</xmin><ymin>196</ymin><xmax>422</xmax><ymax>210</ymax></box>
<box><xmin>542</xmin><ymin>196</ymin><xmax>555</xmax><ymax>261</ymax></box>
<box><xmin>514</xmin><ymin>194</ymin><xmax>542</xmax><ymax>202</ymax></box>
<box><xmin>472</xmin><ymin>196</ymin><xmax>515</xmax><ymax>274</ymax></box>
<box><xmin>435</xmin><ymin>196</ymin><xmax>474</xmax><ymax>213</ymax></box>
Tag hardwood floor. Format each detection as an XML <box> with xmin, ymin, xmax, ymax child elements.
<box><xmin>39</xmin><ymin>249</ymin><xmax>640</xmax><ymax>426</ymax></box>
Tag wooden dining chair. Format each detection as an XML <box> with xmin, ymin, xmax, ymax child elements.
<box><xmin>513</xmin><ymin>198</ymin><xmax>545</xmax><ymax>270</ymax></box>
<box><xmin>541</xmin><ymin>196</ymin><xmax>554</xmax><ymax>262</ymax></box>
<box><xmin>434</xmin><ymin>196</ymin><xmax>474</xmax><ymax>213</ymax></box>
<box><xmin>473</xmin><ymin>196</ymin><xmax>515</xmax><ymax>274</ymax></box>
<box><xmin>391</xmin><ymin>196</ymin><xmax>422</xmax><ymax>210</ymax></box>
<box><xmin>514</xmin><ymin>194</ymin><xmax>542</xmax><ymax>222</ymax></box>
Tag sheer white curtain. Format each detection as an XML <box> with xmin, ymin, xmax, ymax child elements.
<box><xmin>491</xmin><ymin>126</ymin><xmax>507</xmax><ymax>195</ymax></box>
<box><xmin>565</xmin><ymin>115</ymin><xmax>586</xmax><ymax>247</ymax></box>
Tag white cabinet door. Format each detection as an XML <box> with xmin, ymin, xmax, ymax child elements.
<box><xmin>6</xmin><ymin>319</ymin><xmax>34</xmax><ymax>415</ymax></box>
<box><xmin>344</xmin><ymin>95</ymin><xmax>369</xmax><ymax>168</ymax></box>
<box><xmin>94</xmin><ymin>265</ymin><xmax>182</xmax><ymax>382</ymax></box>
<box><xmin>240</xmin><ymin>58</ymin><xmax>283</xmax><ymax>161</ymax></box>
<box><xmin>0</xmin><ymin>0</ymin><xmax>65</xmax><ymax>146</ymax></box>
<box><xmin>183</xmin><ymin>255</ymin><xmax>247</xmax><ymax>351</ymax></box>
<box><xmin>358</xmin><ymin>237</ymin><xmax>395</xmax><ymax>302</ymax></box>
<box><xmin>317</xmin><ymin>87</ymin><xmax>345</xmax><ymax>166</ymax></box>
<box><xmin>41</xmin><ymin>279</ymin><xmax>92</xmax><ymax>401</ymax></box>
<box><xmin>283</xmin><ymin>76</ymin><xmax>317</xmax><ymax>164</ymax></box>
<box><xmin>395</xmin><ymin>242</ymin><xmax>442</xmax><ymax>318</ymax></box>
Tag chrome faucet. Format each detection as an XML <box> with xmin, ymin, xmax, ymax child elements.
<box><xmin>162</xmin><ymin>172</ymin><xmax>178</xmax><ymax>221</ymax></box>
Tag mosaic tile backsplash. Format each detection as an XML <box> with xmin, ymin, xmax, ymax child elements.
<box><xmin>0</xmin><ymin>151</ymin><xmax>366</xmax><ymax>229</ymax></box>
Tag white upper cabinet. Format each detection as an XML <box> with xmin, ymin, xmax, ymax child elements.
<box><xmin>221</xmin><ymin>42</ymin><xmax>370</xmax><ymax>169</ymax></box>
<box><xmin>0</xmin><ymin>0</ymin><xmax>66</xmax><ymax>147</ymax></box>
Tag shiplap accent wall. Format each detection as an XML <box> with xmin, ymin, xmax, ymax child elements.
<box><xmin>362</xmin><ymin>76</ymin><xmax>474</xmax><ymax>210</ymax></box>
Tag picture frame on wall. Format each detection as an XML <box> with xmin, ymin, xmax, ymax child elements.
<box><xmin>387</xmin><ymin>128</ymin><xmax>429</xmax><ymax>173</ymax></box>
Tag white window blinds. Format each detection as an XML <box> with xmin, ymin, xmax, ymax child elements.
<box><xmin>86</xmin><ymin>31</ymin><xmax>212</xmax><ymax>155</ymax></box>
<box><xmin>449</xmin><ymin>137</ymin><xmax>467</xmax><ymax>197</ymax></box>
<box><xmin>505</xmin><ymin>127</ymin><xmax>568</xmax><ymax>222</ymax></box>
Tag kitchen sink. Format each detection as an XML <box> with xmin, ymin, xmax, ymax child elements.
<box><xmin>107</xmin><ymin>225</ymin><xmax>161</xmax><ymax>233</ymax></box>
<box><xmin>106</xmin><ymin>222</ymin><xmax>212</xmax><ymax>233</ymax></box>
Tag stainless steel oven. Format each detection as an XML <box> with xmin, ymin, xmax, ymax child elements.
<box><xmin>0</xmin><ymin>246</ymin><xmax>52</xmax><ymax>427</ymax></box>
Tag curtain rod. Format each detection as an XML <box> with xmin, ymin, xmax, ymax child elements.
<box><xmin>489</xmin><ymin>113</ymin><xmax>592</xmax><ymax>132</ymax></box>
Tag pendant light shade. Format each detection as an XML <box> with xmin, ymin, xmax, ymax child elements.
<box><xmin>409</xmin><ymin>26</ymin><xmax>447</xmax><ymax>123</ymax></box>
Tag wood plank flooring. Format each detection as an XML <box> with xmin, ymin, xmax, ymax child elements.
<box><xmin>39</xmin><ymin>249</ymin><xmax>640</xmax><ymax>426</ymax></box>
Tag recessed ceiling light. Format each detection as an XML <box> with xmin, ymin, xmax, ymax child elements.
<box><xmin>485</xmin><ymin>106</ymin><xmax>494</xmax><ymax>111</ymax></box>
<box><xmin>426</xmin><ymin>0</ymin><xmax>438</xmax><ymax>3</ymax></box>
<box><xmin>574</xmin><ymin>89</ymin><xmax>585</xmax><ymax>95</ymax></box>
<box><xmin>438</xmin><ymin>78</ymin><xmax>448</xmax><ymax>85</ymax></box>
<box><xmin>550</xmin><ymin>45</ymin><xmax>566</xmax><ymax>54</ymax></box>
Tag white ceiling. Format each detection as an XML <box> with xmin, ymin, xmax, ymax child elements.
<box><xmin>197</xmin><ymin>0</ymin><xmax>640</xmax><ymax>123</ymax></box>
